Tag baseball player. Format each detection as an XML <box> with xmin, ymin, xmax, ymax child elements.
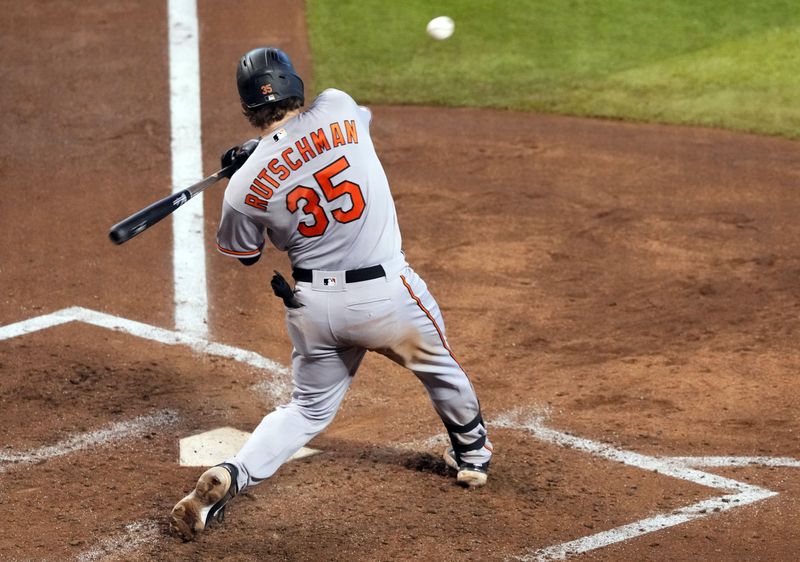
<box><xmin>170</xmin><ymin>47</ymin><xmax>492</xmax><ymax>540</ymax></box>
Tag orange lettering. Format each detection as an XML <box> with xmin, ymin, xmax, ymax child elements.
<box><xmin>344</xmin><ymin>120</ymin><xmax>358</xmax><ymax>144</ymax></box>
<box><xmin>295</xmin><ymin>137</ymin><xmax>316</xmax><ymax>162</ymax></box>
<box><xmin>286</xmin><ymin>187</ymin><xmax>329</xmax><ymax>237</ymax></box>
<box><xmin>244</xmin><ymin>193</ymin><xmax>268</xmax><ymax>211</ymax></box>
<box><xmin>310</xmin><ymin>128</ymin><xmax>331</xmax><ymax>154</ymax></box>
<box><xmin>281</xmin><ymin>147</ymin><xmax>302</xmax><ymax>171</ymax></box>
<box><xmin>330</xmin><ymin>122</ymin><xmax>345</xmax><ymax>147</ymax></box>
<box><xmin>268</xmin><ymin>158</ymin><xmax>290</xmax><ymax>180</ymax></box>
<box><xmin>250</xmin><ymin>181</ymin><xmax>273</xmax><ymax>200</ymax></box>
<box><xmin>257</xmin><ymin>169</ymin><xmax>280</xmax><ymax>189</ymax></box>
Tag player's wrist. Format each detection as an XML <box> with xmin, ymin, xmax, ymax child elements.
<box><xmin>220</xmin><ymin>138</ymin><xmax>260</xmax><ymax>178</ymax></box>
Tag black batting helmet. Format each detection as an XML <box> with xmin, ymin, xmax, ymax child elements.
<box><xmin>237</xmin><ymin>47</ymin><xmax>304</xmax><ymax>109</ymax></box>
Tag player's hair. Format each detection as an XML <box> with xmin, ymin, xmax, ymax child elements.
<box><xmin>242</xmin><ymin>97</ymin><xmax>303</xmax><ymax>129</ymax></box>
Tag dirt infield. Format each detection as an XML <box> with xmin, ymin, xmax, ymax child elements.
<box><xmin>1</xmin><ymin>1</ymin><xmax>799</xmax><ymax>561</ymax></box>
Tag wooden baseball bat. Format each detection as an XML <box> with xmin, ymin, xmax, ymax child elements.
<box><xmin>108</xmin><ymin>165</ymin><xmax>234</xmax><ymax>245</ymax></box>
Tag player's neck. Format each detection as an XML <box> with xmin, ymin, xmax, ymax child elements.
<box><xmin>262</xmin><ymin>109</ymin><xmax>302</xmax><ymax>135</ymax></box>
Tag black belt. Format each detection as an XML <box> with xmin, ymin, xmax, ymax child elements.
<box><xmin>292</xmin><ymin>264</ymin><xmax>386</xmax><ymax>284</ymax></box>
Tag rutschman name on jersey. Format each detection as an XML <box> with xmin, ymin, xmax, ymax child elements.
<box><xmin>216</xmin><ymin>89</ymin><xmax>402</xmax><ymax>271</ymax></box>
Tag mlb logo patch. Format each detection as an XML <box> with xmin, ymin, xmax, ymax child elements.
<box><xmin>272</xmin><ymin>128</ymin><xmax>287</xmax><ymax>142</ymax></box>
<box><xmin>323</xmin><ymin>277</ymin><xmax>337</xmax><ymax>287</ymax></box>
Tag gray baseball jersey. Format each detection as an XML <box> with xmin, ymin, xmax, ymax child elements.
<box><xmin>216</xmin><ymin>89</ymin><xmax>401</xmax><ymax>270</ymax></box>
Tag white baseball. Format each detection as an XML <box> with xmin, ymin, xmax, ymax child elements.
<box><xmin>426</xmin><ymin>16</ymin><xmax>454</xmax><ymax>40</ymax></box>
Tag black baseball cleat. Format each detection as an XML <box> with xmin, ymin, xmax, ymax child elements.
<box><xmin>170</xmin><ymin>463</ymin><xmax>239</xmax><ymax>540</ymax></box>
<box><xmin>443</xmin><ymin>447</ymin><xmax>490</xmax><ymax>488</ymax></box>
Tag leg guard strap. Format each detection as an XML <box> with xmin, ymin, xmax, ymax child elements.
<box><xmin>442</xmin><ymin>412</ymin><xmax>483</xmax><ymax>434</ymax></box>
<box><xmin>449</xmin><ymin>434</ymin><xmax>487</xmax><ymax>456</ymax></box>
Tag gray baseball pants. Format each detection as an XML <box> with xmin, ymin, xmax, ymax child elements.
<box><xmin>227</xmin><ymin>256</ymin><xmax>492</xmax><ymax>491</ymax></box>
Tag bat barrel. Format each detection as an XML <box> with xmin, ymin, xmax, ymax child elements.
<box><xmin>108</xmin><ymin>189</ymin><xmax>192</xmax><ymax>245</ymax></box>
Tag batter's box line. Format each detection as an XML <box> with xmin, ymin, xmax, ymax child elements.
<box><xmin>0</xmin><ymin>410</ymin><xmax>179</xmax><ymax>474</ymax></box>
<box><xmin>0</xmin><ymin>306</ymin><xmax>291</xmax><ymax>401</ymax></box>
<box><xmin>4</xmin><ymin>309</ymin><xmax>796</xmax><ymax>560</ymax></box>
<box><xmin>491</xmin><ymin>412</ymin><xmax>797</xmax><ymax>561</ymax></box>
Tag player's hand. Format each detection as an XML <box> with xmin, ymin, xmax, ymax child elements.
<box><xmin>220</xmin><ymin>138</ymin><xmax>260</xmax><ymax>178</ymax></box>
<box><xmin>271</xmin><ymin>270</ymin><xmax>303</xmax><ymax>308</ymax></box>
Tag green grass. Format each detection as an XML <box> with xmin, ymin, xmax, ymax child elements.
<box><xmin>306</xmin><ymin>0</ymin><xmax>800</xmax><ymax>138</ymax></box>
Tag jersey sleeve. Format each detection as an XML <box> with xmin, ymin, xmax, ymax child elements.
<box><xmin>357</xmin><ymin>105</ymin><xmax>372</xmax><ymax>126</ymax></box>
<box><xmin>216</xmin><ymin>198</ymin><xmax>265</xmax><ymax>258</ymax></box>
<box><xmin>318</xmin><ymin>88</ymin><xmax>372</xmax><ymax>127</ymax></box>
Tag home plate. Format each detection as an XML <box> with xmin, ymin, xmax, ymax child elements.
<box><xmin>179</xmin><ymin>426</ymin><xmax>321</xmax><ymax>467</ymax></box>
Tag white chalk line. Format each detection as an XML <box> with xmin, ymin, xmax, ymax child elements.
<box><xmin>513</xmin><ymin>488</ymin><xmax>776</xmax><ymax>562</ymax></box>
<box><xmin>5</xmin><ymin>309</ymin><xmax>795</xmax><ymax>559</ymax></box>
<box><xmin>0</xmin><ymin>306</ymin><xmax>291</xmax><ymax>561</ymax></box>
<box><xmin>492</xmin><ymin>410</ymin><xmax>761</xmax><ymax>492</ymax></box>
<box><xmin>0</xmin><ymin>410</ymin><xmax>178</xmax><ymax>473</ymax></box>
<box><xmin>489</xmin><ymin>410</ymin><xmax>793</xmax><ymax>561</ymax></box>
<box><xmin>667</xmin><ymin>456</ymin><xmax>800</xmax><ymax>468</ymax></box>
<box><xmin>169</xmin><ymin>0</ymin><xmax>208</xmax><ymax>338</ymax></box>
<box><xmin>10</xmin><ymin>5</ymin><xmax>209</xmax><ymax>561</ymax></box>
<box><xmin>71</xmin><ymin>306</ymin><xmax>291</xmax><ymax>399</ymax></box>
<box><xmin>395</xmin><ymin>432</ymin><xmax>449</xmax><ymax>452</ymax></box>
<box><xmin>392</xmin><ymin>408</ymin><xmax>794</xmax><ymax>561</ymax></box>
<box><xmin>0</xmin><ymin>307</ymin><xmax>291</xmax><ymax>400</ymax></box>
<box><xmin>0</xmin><ymin>307</ymin><xmax>76</xmax><ymax>340</ymax></box>
<box><xmin>76</xmin><ymin>520</ymin><xmax>161</xmax><ymax>562</ymax></box>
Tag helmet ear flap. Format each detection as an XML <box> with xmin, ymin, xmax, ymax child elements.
<box><xmin>237</xmin><ymin>47</ymin><xmax>304</xmax><ymax>109</ymax></box>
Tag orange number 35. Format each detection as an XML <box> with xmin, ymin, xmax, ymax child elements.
<box><xmin>286</xmin><ymin>156</ymin><xmax>366</xmax><ymax>237</ymax></box>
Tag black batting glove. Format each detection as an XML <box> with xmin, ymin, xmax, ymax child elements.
<box><xmin>220</xmin><ymin>138</ymin><xmax>260</xmax><ymax>178</ymax></box>
<box><xmin>271</xmin><ymin>270</ymin><xmax>303</xmax><ymax>308</ymax></box>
